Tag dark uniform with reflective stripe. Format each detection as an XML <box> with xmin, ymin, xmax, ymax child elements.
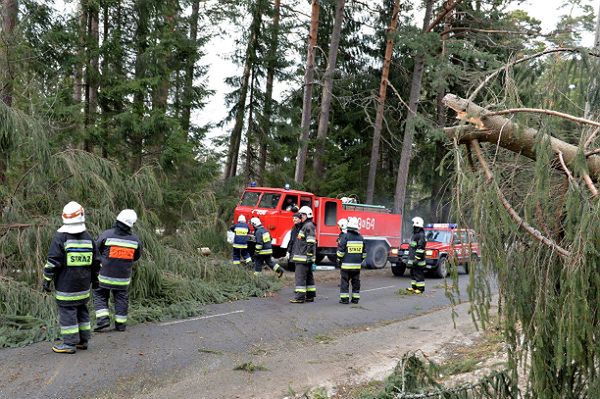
<box><xmin>44</xmin><ymin>232</ymin><xmax>100</xmax><ymax>346</ymax></box>
<box><xmin>337</xmin><ymin>230</ymin><xmax>367</xmax><ymax>303</ymax></box>
<box><xmin>291</xmin><ymin>219</ymin><xmax>317</xmax><ymax>301</ymax></box>
<box><xmin>408</xmin><ymin>227</ymin><xmax>426</xmax><ymax>292</ymax></box>
<box><xmin>253</xmin><ymin>225</ymin><xmax>282</xmax><ymax>274</ymax></box>
<box><xmin>230</xmin><ymin>222</ymin><xmax>252</xmax><ymax>265</ymax></box>
<box><xmin>93</xmin><ymin>221</ymin><xmax>143</xmax><ymax>330</ymax></box>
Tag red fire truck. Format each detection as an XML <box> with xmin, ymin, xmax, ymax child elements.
<box><xmin>232</xmin><ymin>186</ymin><xmax>402</xmax><ymax>269</ymax></box>
<box><xmin>392</xmin><ymin>223</ymin><xmax>480</xmax><ymax>278</ymax></box>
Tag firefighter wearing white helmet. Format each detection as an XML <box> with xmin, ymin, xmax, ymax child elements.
<box><xmin>228</xmin><ymin>214</ymin><xmax>252</xmax><ymax>266</ymax></box>
<box><xmin>43</xmin><ymin>202</ymin><xmax>100</xmax><ymax>353</ymax></box>
<box><xmin>289</xmin><ymin>206</ymin><xmax>317</xmax><ymax>303</ymax></box>
<box><xmin>93</xmin><ymin>209</ymin><xmax>143</xmax><ymax>332</ymax></box>
<box><xmin>250</xmin><ymin>217</ymin><xmax>284</xmax><ymax>278</ymax></box>
<box><xmin>407</xmin><ymin>216</ymin><xmax>427</xmax><ymax>294</ymax></box>
<box><xmin>336</xmin><ymin>217</ymin><xmax>367</xmax><ymax>304</ymax></box>
<box><xmin>335</xmin><ymin>218</ymin><xmax>348</xmax><ymax>268</ymax></box>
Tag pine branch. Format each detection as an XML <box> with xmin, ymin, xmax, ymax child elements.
<box><xmin>425</xmin><ymin>0</ymin><xmax>462</xmax><ymax>33</ymax></box>
<box><xmin>487</xmin><ymin>108</ymin><xmax>600</xmax><ymax>128</ymax></box>
<box><xmin>469</xmin><ymin>140</ymin><xmax>571</xmax><ymax>258</ymax></box>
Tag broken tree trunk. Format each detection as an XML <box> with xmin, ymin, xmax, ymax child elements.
<box><xmin>442</xmin><ymin>94</ymin><xmax>600</xmax><ymax>180</ymax></box>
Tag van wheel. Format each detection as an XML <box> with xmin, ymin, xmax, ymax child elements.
<box><xmin>465</xmin><ymin>254</ymin><xmax>480</xmax><ymax>274</ymax></box>
<box><xmin>391</xmin><ymin>263</ymin><xmax>406</xmax><ymax>277</ymax></box>
<box><xmin>367</xmin><ymin>242</ymin><xmax>388</xmax><ymax>269</ymax></box>
<box><xmin>435</xmin><ymin>257</ymin><xmax>448</xmax><ymax>278</ymax></box>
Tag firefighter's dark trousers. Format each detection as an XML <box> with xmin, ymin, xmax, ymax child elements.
<box><xmin>340</xmin><ymin>269</ymin><xmax>361</xmax><ymax>301</ymax></box>
<box><xmin>294</xmin><ymin>263</ymin><xmax>316</xmax><ymax>300</ymax></box>
<box><xmin>410</xmin><ymin>263</ymin><xmax>426</xmax><ymax>292</ymax></box>
<box><xmin>58</xmin><ymin>303</ymin><xmax>91</xmax><ymax>346</ymax></box>
<box><xmin>93</xmin><ymin>287</ymin><xmax>129</xmax><ymax>328</ymax></box>
<box><xmin>254</xmin><ymin>255</ymin><xmax>280</xmax><ymax>273</ymax></box>
<box><xmin>232</xmin><ymin>247</ymin><xmax>252</xmax><ymax>266</ymax></box>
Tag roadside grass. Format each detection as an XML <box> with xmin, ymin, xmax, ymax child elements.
<box><xmin>197</xmin><ymin>347</ymin><xmax>224</xmax><ymax>355</ymax></box>
<box><xmin>315</xmin><ymin>334</ymin><xmax>336</xmax><ymax>344</ymax></box>
<box><xmin>233</xmin><ymin>361</ymin><xmax>269</xmax><ymax>372</ymax></box>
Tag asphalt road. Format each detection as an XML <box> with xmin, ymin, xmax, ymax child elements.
<box><xmin>0</xmin><ymin>266</ymin><xmax>474</xmax><ymax>399</ymax></box>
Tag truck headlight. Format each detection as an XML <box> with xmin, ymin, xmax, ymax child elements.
<box><xmin>426</xmin><ymin>250</ymin><xmax>433</xmax><ymax>256</ymax></box>
<box><xmin>391</xmin><ymin>248</ymin><xmax>398</xmax><ymax>255</ymax></box>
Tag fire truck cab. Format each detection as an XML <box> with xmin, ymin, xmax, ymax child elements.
<box><xmin>392</xmin><ymin>223</ymin><xmax>480</xmax><ymax>278</ymax></box>
<box><xmin>233</xmin><ymin>186</ymin><xmax>402</xmax><ymax>269</ymax></box>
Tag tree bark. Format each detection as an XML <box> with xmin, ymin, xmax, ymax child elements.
<box><xmin>225</xmin><ymin>3</ymin><xmax>262</xmax><ymax>179</ymax></box>
<box><xmin>258</xmin><ymin>0</ymin><xmax>281</xmax><ymax>185</ymax></box>
<box><xmin>584</xmin><ymin>0</ymin><xmax>600</xmax><ymax>120</ymax></box>
<box><xmin>393</xmin><ymin>0</ymin><xmax>435</xmax><ymax>214</ymax></box>
<box><xmin>84</xmin><ymin>2</ymin><xmax>99</xmax><ymax>152</ymax></box>
<box><xmin>181</xmin><ymin>0</ymin><xmax>200</xmax><ymax>134</ymax></box>
<box><xmin>131</xmin><ymin>0</ymin><xmax>149</xmax><ymax>172</ymax></box>
<box><xmin>442</xmin><ymin>94</ymin><xmax>600</xmax><ymax>180</ymax></box>
<box><xmin>294</xmin><ymin>0</ymin><xmax>320</xmax><ymax>184</ymax></box>
<box><xmin>312</xmin><ymin>0</ymin><xmax>345</xmax><ymax>178</ymax></box>
<box><xmin>365</xmin><ymin>0</ymin><xmax>400</xmax><ymax>204</ymax></box>
<box><xmin>245</xmin><ymin>67</ymin><xmax>257</xmax><ymax>182</ymax></box>
<box><xmin>74</xmin><ymin>1</ymin><xmax>86</xmax><ymax>105</ymax></box>
<box><xmin>1</xmin><ymin>0</ymin><xmax>17</xmax><ymax>107</ymax></box>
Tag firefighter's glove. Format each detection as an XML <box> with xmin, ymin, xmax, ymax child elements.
<box><xmin>42</xmin><ymin>279</ymin><xmax>52</xmax><ymax>293</ymax></box>
<box><xmin>407</xmin><ymin>260</ymin><xmax>414</xmax><ymax>266</ymax></box>
<box><xmin>336</xmin><ymin>257</ymin><xmax>342</xmax><ymax>267</ymax></box>
<box><xmin>307</xmin><ymin>255</ymin><xmax>315</xmax><ymax>264</ymax></box>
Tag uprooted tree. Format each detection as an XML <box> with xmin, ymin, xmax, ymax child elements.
<box><xmin>443</xmin><ymin>48</ymin><xmax>600</xmax><ymax>398</ymax></box>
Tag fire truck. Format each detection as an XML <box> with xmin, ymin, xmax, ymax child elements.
<box><xmin>232</xmin><ymin>186</ymin><xmax>402</xmax><ymax>269</ymax></box>
<box><xmin>392</xmin><ymin>223</ymin><xmax>480</xmax><ymax>278</ymax></box>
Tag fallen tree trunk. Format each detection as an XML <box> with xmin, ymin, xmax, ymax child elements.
<box><xmin>443</xmin><ymin>94</ymin><xmax>600</xmax><ymax>180</ymax></box>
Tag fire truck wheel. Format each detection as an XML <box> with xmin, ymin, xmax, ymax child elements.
<box><xmin>367</xmin><ymin>242</ymin><xmax>388</xmax><ymax>269</ymax></box>
<box><xmin>391</xmin><ymin>262</ymin><xmax>406</xmax><ymax>277</ymax></box>
<box><xmin>434</xmin><ymin>257</ymin><xmax>448</xmax><ymax>278</ymax></box>
<box><xmin>465</xmin><ymin>254</ymin><xmax>479</xmax><ymax>274</ymax></box>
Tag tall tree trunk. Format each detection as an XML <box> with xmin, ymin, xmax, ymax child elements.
<box><xmin>154</xmin><ymin>1</ymin><xmax>176</xmax><ymax>114</ymax></box>
<box><xmin>225</xmin><ymin>4</ymin><xmax>262</xmax><ymax>179</ymax></box>
<box><xmin>99</xmin><ymin>2</ymin><xmax>110</xmax><ymax>158</ymax></box>
<box><xmin>0</xmin><ymin>0</ymin><xmax>17</xmax><ymax>185</ymax></box>
<box><xmin>84</xmin><ymin>2</ymin><xmax>99</xmax><ymax>152</ymax></box>
<box><xmin>181</xmin><ymin>0</ymin><xmax>200</xmax><ymax>134</ymax></box>
<box><xmin>365</xmin><ymin>0</ymin><xmax>401</xmax><ymax>204</ymax></box>
<box><xmin>245</xmin><ymin>67</ymin><xmax>257</xmax><ymax>182</ymax></box>
<box><xmin>393</xmin><ymin>0</ymin><xmax>435</xmax><ymax>214</ymax></box>
<box><xmin>431</xmin><ymin>0</ymin><xmax>455</xmax><ymax>219</ymax></box>
<box><xmin>258</xmin><ymin>0</ymin><xmax>281</xmax><ymax>185</ymax></box>
<box><xmin>312</xmin><ymin>0</ymin><xmax>345</xmax><ymax>177</ymax></box>
<box><xmin>74</xmin><ymin>1</ymin><xmax>86</xmax><ymax>105</ymax></box>
<box><xmin>294</xmin><ymin>0</ymin><xmax>320</xmax><ymax>184</ymax></box>
<box><xmin>131</xmin><ymin>0</ymin><xmax>149</xmax><ymax>171</ymax></box>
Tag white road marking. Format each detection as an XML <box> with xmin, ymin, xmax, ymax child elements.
<box><xmin>159</xmin><ymin>310</ymin><xmax>245</xmax><ymax>327</ymax></box>
<box><xmin>361</xmin><ymin>285</ymin><xmax>397</xmax><ymax>293</ymax></box>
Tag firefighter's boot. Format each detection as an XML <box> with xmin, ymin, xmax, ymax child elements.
<box><xmin>75</xmin><ymin>341</ymin><xmax>88</xmax><ymax>350</ymax></box>
<box><xmin>94</xmin><ymin>318</ymin><xmax>110</xmax><ymax>332</ymax></box>
<box><xmin>274</xmin><ymin>265</ymin><xmax>284</xmax><ymax>278</ymax></box>
<box><xmin>351</xmin><ymin>298</ymin><xmax>359</xmax><ymax>304</ymax></box>
<box><xmin>339</xmin><ymin>297</ymin><xmax>349</xmax><ymax>304</ymax></box>
<box><xmin>289</xmin><ymin>298</ymin><xmax>304</xmax><ymax>304</ymax></box>
<box><xmin>52</xmin><ymin>343</ymin><xmax>76</xmax><ymax>354</ymax></box>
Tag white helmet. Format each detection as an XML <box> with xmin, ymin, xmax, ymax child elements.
<box><xmin>347</xmin><ymin>217</ymin><xmax>360</xmax><ymax>231</ymax></box>
<box><xmin>250</xmin><ymin>217</ymin><xmax>261</xmax><ymax>227</ymax></box>
<box><xmin>299</xmin><ymin>206</ymin><xmax>313</xmax><ymax>218</ymax></box>
<box><xmin>237</xmin><ymin>215</ymin><xmax>246</xmax><ymax>223</ymax></box>
<box><xmin>412</xmin><ymin>216</ymin><xmax>424</xmax><ymax>228</ymax></box>
<box><xmin>57</xmin><ymin>201</ymin><xmax>87</xmax><ymax>234</ymax></box>
<box><xmin>117</xmin><ymin>209</ymin><xmax>138</xmax><ymax>228</ymax></box>
<box><xmin>337</xmin><ymin>218</ymin><xmax>348</xmax><ymax>231</ymax></box>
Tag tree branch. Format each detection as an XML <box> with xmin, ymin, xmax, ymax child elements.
<box><xmin>469</xmin><ymin>140</ymin><xmax>571</xmax><ymax>258</ymax></box>
<box><xmin>425</xmin><ymin>0</ymin><xmax>462</xmax><ymax>33</ymax></box>
<box><xmin>487</xmin><ymin>108</ymin><xmax>600</xmax><ymax>128</ymax></box>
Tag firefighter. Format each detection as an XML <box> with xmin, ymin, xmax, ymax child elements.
<box><xmin>42</xmin><ymin>201</ymin><xmax>100</xmax><ymax>353</ymax></box>
<box><xmin>93</xmin><ymin>210</ymin><xmax>143</xmax><ymax>332</ymax></box>
<box><xmin>407</xmin><ymin>216</ymin><xmax>426</xmax><ymax>294</ymax></box>
<box><xmin>286</xmin><ymin>212</ymin><xmax>302</xmax><ymax>268</ymax></box>
<box><xmin>229</xmin><ymin>215</ymin><xmax>252</xmax><ymax>266</ymax></box>
<box><xmin>250</xmin><ymin>217</ymin><xmax>284</xmax><ymax>278</ymax></box>
<box><xmin>289</xmin><ymin>206</ymin><xmax>317</xmax><ymax>303</ymax></box>
<box><xmin>335</xmin><ymin>218</ymin><xmax>348</xmax><ymax>267</ymax></box>
<box><xmin>337</xmin><ymin>217</ymin><xmax>367</xmax><ymax>304</ymax></box>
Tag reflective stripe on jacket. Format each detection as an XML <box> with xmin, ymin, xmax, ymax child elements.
<box><xmin>44</xmin><ymin>231</ymin><xmax>100</xmax><ymax>305</ymax></box>
<box><xmin>254</xmin><ymin>225</ymin><xmax>273</xmax><ymax>255</ymax></box>
<box><xmin>290</xmin><ymin>220</ymin><xmax>316</xmax><ymax>263</ymax></box>
<box><xmin>229</xmin><ymin>222</ymin><xmax>250</xmax><ymax>248</ymax></box>
<box><xmin>97</xmin><ymin>222</ymin><xmax>143</xmax><ymax>289</ymax></box>
<box><xmin>408</xmin><ymin>228</ymin><xmax>426</xmax><ymax>266</ymax></box>
<box><xmin>337</xmin><ymin>230</ymin><xmax>367</xmax><ymax>269</ymax></box>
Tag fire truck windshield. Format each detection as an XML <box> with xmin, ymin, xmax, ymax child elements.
<box><xmin>240</xmin><ymin>191</ymin><xmax>261</xmax><ymax>206</ymax></box>
<box><xmin>425</xmin><ymin>230</ymin><xmax>452</xmax><ymax>243</ymax></box>
<box><xmin>258</xmin><ymin>193</ymin><xmax>281</xmax><ymax>209</ymax></box>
